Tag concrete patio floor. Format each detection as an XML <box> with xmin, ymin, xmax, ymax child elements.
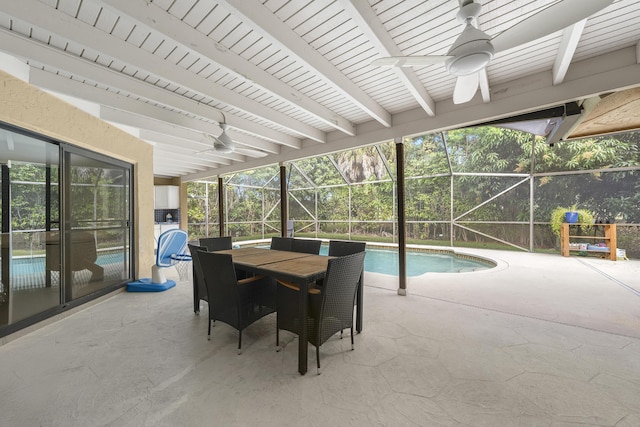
<box><xmin>1</xmin><ymin>248</ymin><xmax>639</xmax><ymax>426</ymax></box>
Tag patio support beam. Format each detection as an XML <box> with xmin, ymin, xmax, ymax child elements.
<box><xmin>529</xmin><ymin>175</ymin><xmax>535</xmax><ymax>252</ymax></box>
<box><xmin>340</xmin><ymin>0</ymin><xmax>436</xmax><ymax>116</ymax></box>
<box><xmin>223</xmin><ymin>0</ymin><xmax>391</xmax><ymax>128</ymax></box>
<box><xmin>218</xmin><ymin>177</ymin><xmax>225</xmax><ymax>237</ymax></box>
<box><xmin>280</xmin><ymin>164</ymin><xmax>288</xmax><ymax>237</ymax></box>
<box><xmin>395</xmin><ymin>137</ymin><xmax>407</xmax><ymax>296</ymax></box>
<box><xmin>204</xmin><ymin>185</ymin><xmax>210</xmax><ymax>238</ymax></box>
<box><xmin>530</xmin><ymin>133</ymin><xmax>536</xmax><ymax>253</ymax></box>
<box><xmin>348</xmin><ymin>186</ymin><xmax>352</xmax><ymax>240</ymax></box>
<box><xmin>442</xmin><ymin>131</ymin><xmax>454</xmax><ymax>247</ymax></box>
<box><xmin>553</xmin><ymin>21</ymin><xmax>586</xmax><ymax>86</ymax></box>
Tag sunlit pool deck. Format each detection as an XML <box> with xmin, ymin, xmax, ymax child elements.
<box><xmin>1</xmin><ymin>246</ymin><xmax>639</xmax><ymax>425</ymax></box>
<box><xmin>368</xmin><ymin>245</ymin><xmax>639</xmax><ymax>337</ymax></box>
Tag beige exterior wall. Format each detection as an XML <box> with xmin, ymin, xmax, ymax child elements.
<box><xmin>0</xmin><ymin>70</ymin><xmax>154</xmax><ymax>278</ymax></box>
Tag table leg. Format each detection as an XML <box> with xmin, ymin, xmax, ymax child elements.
<box><xmin>298</xmin><ymin>281</ymin><xmax>309</xmax><ymax>375</ymax></box>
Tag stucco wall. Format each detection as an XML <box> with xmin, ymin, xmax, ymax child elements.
<box><xmin>0</xmin><ymin>70</ymin><xmax>154</xmax><ymax>279</ymax></box>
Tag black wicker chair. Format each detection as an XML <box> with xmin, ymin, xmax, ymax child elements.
<box><xmin>328</xmin><ymin>240</ymin><xmax>366</xmax><ymax>257</ymax></box>
<box><xmin>270</xmin><ymin>236</ymin><xmax>293</xmax><ymax>251</ymax></box>
<box><xmin>326</xmin><ymin>240</ymin><xmax>366</xmax><ymax>334</ymax></box>
<box><xmin>197</xmin><ymin>250</ymin><xmax>277</xmax><ymax>354</ymax></box>
<box><xmin>200</xmin><ymin>235</ymin><xmax>250</xmax><ymax>279</ymax></box>
<box><xmin>290</xmin><ymin>238</ymin><xmax>322</xmax><ymax>254</ymax></box>
<box><xmin>317</xmin><ymin>240</ymin><xmax>366</xmax><ymax>284</ymax></box>
<box><xmin>276</xmin><ymin>251</ymin><xmax>365</xmax><ymax>374</ymax></box>
<box><xmin>188</xmin><ymin>244</ymin><xmax>208</xmax><ymax>314</ymax></box>
<box><xmin>199</xmin><ymin>236</ymin><xmax>232</xmax><ymax>251</ymax></box>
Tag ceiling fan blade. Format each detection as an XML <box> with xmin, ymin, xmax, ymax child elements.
<box><xmin>195</xmin><ymin>133</ymin><xmax>230</xmax><ymax>155</ymax></box>
<box><xmin>371</xmin><ymin>55</ymin><xmax>450</xmax><ymax>67</ymax></box>
<box><xmin>491</xmin><ymin>0</ymin><xmax>614</xmax><ymax>54</ymax></box>
<box><xmin>215</xmin><ymin>125</ymin><xmax>235</xmax><ymax>153</ymax></box>
<box><xmin>453</xmin><ymin>73</ymin><xmax>479</xmax><ymax>104</ymax></box>
<box><xmin>193</xmin><ymin>147</ymin><xmax>214</xmax><ymax>155</ymax></box>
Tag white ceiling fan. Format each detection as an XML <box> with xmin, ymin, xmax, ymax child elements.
<box><xmin>196</xmin><ymin>113</ymin><xmax>236</xmax><ymax>154</ymax></box>
<box><xmin>204</xmin><ymin>122</ymin><xmax>235</xmax><ymax>154</ymax></box>
<box><xmin>371</xmin><ymin>0</ymin><xmax>614</xmax><ymax>104</ymax></box>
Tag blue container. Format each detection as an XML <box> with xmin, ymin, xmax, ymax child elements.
<box><xmin>565</xmin><ymin>211</ymin><xmax>579</xmax><ymax>223</ymax></box>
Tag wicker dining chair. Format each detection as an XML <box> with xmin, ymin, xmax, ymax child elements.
<box><xmin>270</xmin><ymin>236</ymin><xmax>293</xmax><ymax>251</ymax></box>
<box><xmin>328</xmin><ymin>240</ymin><xmax>366</xmax><ymax>257</ymax></box>
<box><xmin>316</xmin><ymin>240</ymin><xmax>366</xmax><ymax>286</ymax></box>
<box><xmin>276</xmin><ymin>251</ymin><xmax>365</xmax><ymax>374</ymax></box>
<box><xmin>199</xmin><ymin>236</ymin><xmax>232</xmax><ymax>251</ymax></box>
<box><xmin>326</xmin><ymin>240</ymin><xmax>366</xmax><ymax>335</ymax></box>
<box><xmin>290</xmin><ymin>238</ymin><xmax>322</xmax><ymax>254</ymax></box>
<box><xmin>188</xmin><ymin>244</ymin><xmax>208</xmax><ymax>314</ymax></box>
<box><xmin>200</xmin><ymin>235</ymin><xmax>251</xmax><ymax>279</ymax></box>
<box><xmin>197</xmin><ymin>250</ymin><xmax>277</xmax><ymax>354</ymax></box>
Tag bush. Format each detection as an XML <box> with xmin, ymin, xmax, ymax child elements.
<box><xmin>550</xmin><ymin>206</ymin><xmax>595</xmax><ymax>237</ymax></box>
<box><xmin>618</xmin><ymin>225</ymin><xmax>640</xmax><ymax>259</ymax></box>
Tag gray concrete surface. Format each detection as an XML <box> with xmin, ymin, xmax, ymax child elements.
<box><xmin>1</xmin><ymin>249</ymin><xmax>639</xmax><ymax>426</ymax></box>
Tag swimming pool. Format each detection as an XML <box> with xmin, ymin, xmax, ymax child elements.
<box><xmin>317</xmin><ymin>246</ymin><xmax>494</xmax><ymax>276</ymax></box>
<box><xmin>8</xmin><ymin>246</ymin><xmax>493</xmax><ymax>287</ymax></box>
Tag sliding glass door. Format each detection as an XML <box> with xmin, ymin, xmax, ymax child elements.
<box><xmin>0</xmin><ymin>125</ymin><xmax>133</xmax><ymax>334</ymax></box>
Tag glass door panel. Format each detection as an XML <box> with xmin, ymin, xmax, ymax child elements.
<box><xmin>0</xmin><ymin>131</ymin><xmax>60</xmax><ymax>327</ymax></box>
<box><xmin>67</xmin><ymin>152</ymin><xmax>130</xmax><ymax>300</ymax></box>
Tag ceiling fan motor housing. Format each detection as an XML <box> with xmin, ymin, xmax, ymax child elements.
<box><xmin>446</xmin><ymin>24</ymin><xmax>494</xmax><ymax>76</ymax></box>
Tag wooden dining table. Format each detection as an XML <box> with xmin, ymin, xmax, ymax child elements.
<box><xmin>215</xmin><ymin>247</ymin><xmax>332</xmax><ymax>375</ymax></box>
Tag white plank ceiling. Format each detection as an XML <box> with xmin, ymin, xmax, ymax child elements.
<box><xmin>1</xmin><ymin>0</ymin><xmax>639</xmax><ymax>179</ymax></box>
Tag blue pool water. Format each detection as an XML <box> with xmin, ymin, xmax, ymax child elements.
<box><xmin>10</xmin><ymin>253</ymin><xmax>123</xmax><ymax>276</ymax></box>
<box><xmin>7</xmin><ymin>252</ymin><xmax>126</xmax><ymax>290</ymax></box>
<box><xmin>10</xmin><ymin>246</ymin><xmax>492</xmax><ymax>280</ymax></box>
<box><xmin>318</xmin><ymin>246</ymin><xmax>493</xmax><ymax>276</ymax></box>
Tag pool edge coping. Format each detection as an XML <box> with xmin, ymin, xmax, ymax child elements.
<box><xmin>235</xmin><ymin>239</ymin><xmax>503</xmax><ymax>275</ymax></box>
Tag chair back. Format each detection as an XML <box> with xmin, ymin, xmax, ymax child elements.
<box><xmin>199</xmin><ymin>236</ymin><xmax>232</xmax><ymax>251</ymax></box>
<box><xmin>156</xmin><ymin>229</ymin><xmax>188</xmax><ymax>267</ymax></box>
<box><xmin>291</xmin><ymin>238</ymin><xmax>321</xmax><ymax>254</ymax></box>
<box><xmin>188</xmin><ymin>244</ymin><xmax>208</xmax><ymax>301</ymax></box>
<box><xmin>328</xmin><ymin>240</ymin><xmax>366</xmax><ymax>256</ymax></box>
<box><xmin>197</xmin><ymin>251</ymin><xmax>240</xmax><ymax>325</ymax></box>
<box><xmin>316</xmin><ymin>251</ymin><xmax>365</xmax><ymax>344</ymax></box>
<box><xmin>270</xmin><ymin>236</ymin><xmax>293</xmax><ymax>251</ymax></box>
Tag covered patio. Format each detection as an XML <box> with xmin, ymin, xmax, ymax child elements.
<box><xmin>1</xmin><ymin>247</ymin><xmax>639</xmax><ymax>426</ymax></box>
<box><xmin>2</xmin><ymin>0</ymin><xmax>639</xmax><ymax>330</ymax></box>
<box><xmin>1</xmin><ymin>1</ymin><xmax>640</xmax><ymax>424</ymax></box>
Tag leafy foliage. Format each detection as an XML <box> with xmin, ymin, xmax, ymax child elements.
<box><xmin>187</xmin><ymin>127</ymin><xmax>640</xmax><ymax>257</ymax></box>
<box><xmin>549</xmin><ymin>206</ymin><xmax>595</xmax><ymax>237</ymax></box>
